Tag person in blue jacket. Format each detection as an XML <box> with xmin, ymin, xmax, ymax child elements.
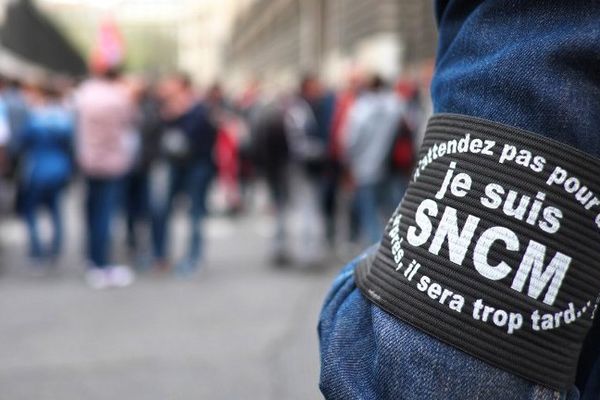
<box><xmin>19</xmin><ymin>84</ymin><xmax>74</xmax><ymax>267</ymax></box>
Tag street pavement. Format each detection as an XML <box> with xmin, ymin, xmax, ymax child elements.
<box><xmin>0</xmin><ymin>185</ymin><xmax>358</xmax><ymax>400</ymax></box>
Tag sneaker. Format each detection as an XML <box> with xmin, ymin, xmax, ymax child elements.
<box><xmin>85</xmin><ymin>268</ymin><xmax>110</xmax><ymax>290</ymax></box>
<box><xmin>107</xmin><ymin>265</ymin><xmax>135</xmax><ymax>288</ymax></box>
<box><xmin>152</xmin><ymin>260</ymin><xmax>171</xmax><ymax>274</ymax></box>
<box><xmin>174</xmin><ymin>258</ymin><xmax>200</xmax><ymax>278</ymax></box>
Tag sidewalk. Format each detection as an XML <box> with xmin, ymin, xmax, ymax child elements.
<box><xmin>0</xmin><ymin>186</ymin><xmax>344</xmax><ymax>400</ymax></box>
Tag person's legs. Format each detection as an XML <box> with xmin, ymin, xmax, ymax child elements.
<box><xmin>348</xmin><ymin>191</ymin><xmax>361</xmax><ymax>244</ymax></box>
<box><xmin>354</xmin><ymin>183</ymin><xmax>381</xmax><ymax>245</ymax></box>
<box><xmin>87</xmin><ymin>178</ymin><xmax>106</xmax><ymax>268</ymax></box>
<box><xmin>321</xmin><ymin>163</ymin><xmax>340</xmax><ymax>246</ymax></box>
<box><xmin>86</xmin><ymin>177</ymin><xmax>121</xmax><ymax>268</ymax></box>
<box><xmin>267</xmin><ymin>169</ymin><xmax>290</xmax><ymax>264</ymax></box>
<box><xmin>386</xmin><ymin>172</ymin><xmax>408</xmax><ymax>216</ymax></box>
<box><xmin>85</xmin><ymin>178</ymin><xmax>96</xmax><ymax>265</ymax></box>
<box><xmin>297</xmin><ymin>171</ymin><xmax>326</xmax><ymax>265</ymax></box>
<box><xmin>85</xmin><ymin>177</ymin><xmax>135</xmax><ymax>289</ymax></box>
<box><xmin>124</xmin><ymin>172</ymin><xmax>138</xmax><ymax>251</ymax></box>
<box><xmin>151</xmin><ymin>165</ymin><xmax>183</xmax><ymax>265</ymax></box>
<box><xmin>22</xmin><ymin>186</ymin><xmax>42</xmax><ymax>259</ymax></box>
<box><xmin>47</xmin><ymin>186</ymin><xmax>64</xmax><ymax>258</ymax></box>
<box><xmin>181</xmin><ymin>162</ymin><xmax>214</xmax><ymax>271</ymax></box>
<box><xmin>125</xmin><ymin>171</ymin><xmax>150</xmax><ymax>253</ymax></box>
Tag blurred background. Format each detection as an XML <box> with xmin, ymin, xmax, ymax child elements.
<box><xmin>0</xmin><ymin>0</ymin><xmax>437</xmax><ymax>398</ymax></box>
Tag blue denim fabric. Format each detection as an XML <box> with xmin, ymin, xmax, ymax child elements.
<box><xmin>432</xmin><ymin>1</ymin><xmax>600</xmax><ymax>155</ymax></box>
<box><xmin>320</xmin><ymin>0</ymin><xmax>600</xmax><ymax>398</ymax></box>
<box><xmin>433</xmin><ymin>1</ymin><xmax>600</xmax><ymax>397</ymax></box>
<box><xmin>319</xmin><ymin>251</ymin><xmax>580</xmax><ymax>400</ymax></box>
<box><xmin>579</xmin><ymin>315</ymin><xmax>600</xmax><ymax>400</ymax></box>
<box><xmin>582</xmin><ymin>359</ymin><xmax>600</xmax><ymax>400</ymax></box>
<box><xmin>85</xmin><ymin>177</ymin><xmax>122</xmax><ymax>268</ymax></box>
<box><xmin>354</xmin><ymin>177</ymin><xmax>407</xmax><ymax>246</ymax></box>
<box><xmin>354</xmin><ymin>184</ymin><xmax>383</xmax><ymax>246</ymax></box>
<box><xmin>124</xmin><ymin>170</ymin><xmax>150</xmax><ymax>251</ymax></box>
<box><xmin>151</xmin><ymin>161</ymin><xmax>214</xmax><ymax>266</ymax></box>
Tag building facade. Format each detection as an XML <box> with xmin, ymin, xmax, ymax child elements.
<box><xmin>18</xmin><ymin>0</ymin><xmax>437</xmax><ymax>90</ymax></box>
<box><xmin>225</xmin><ymin>0</ymin><xmax>437</xmax><ymax>89</ymax></box>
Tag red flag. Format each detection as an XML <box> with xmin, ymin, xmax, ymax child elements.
<box><xmin>90</xmin><ymin>17</ymin><xmax>124</xmax><ymax>74</ymax></box>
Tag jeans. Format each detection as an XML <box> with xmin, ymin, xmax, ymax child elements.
<box><xmin>321</xmin><ymin>161</ymin><xmax>341</xmax><ymax>245</ymax></box>
<box><xmin>266</xmin><ymin>166</ymin><xmax>289</xmax><ymax>259</ymax></box>
<box><xmin>292</xmin><ymin>168</ymin><xmax>326</xmax><ymax>265</ymax></box>
<box><xmin>124</xmin><ymin>170</ymin><xmax>150</xmax><ymax>251</ymax></box>
<box><xmin>22</xmin><ymin>183</ymin><xmax>64</xmax><ymax>259</ymax></box>
<box><xmin>319</xmin><ymin>0</ymin><xmax>600</xmax><ymax>398</ymax></box>
<box><xmin>355</xmin><ymin>175</ymin><xmax>408</xmax><ymax>246</ymax></box>
<box><xmin>387</xmin><ymin>172</ymin><xmax>408</xmax><ymax>214</ymax></box>
<box><xmin>151</xmin><ymin>161</ymin><xmax>214</xmax><ymax>264</ymax></box>
<box><xmin>432</xmin><ymin>1</ymin><xmax>600</xmax><ymax>152</ymax></box>
<box><xmin>582</xmin><ymin>357</ymin><xmax>600</xmax><ymax>400</ymax></box>
<box><xmin>85</xmin><ymin>177</ymin><xmax>122</xmax><ymax>268</ymax></box>
<box><xmin>354</xmin><ymin>183</ymin><xmax>383</xmax><ymax>246</ymax></box>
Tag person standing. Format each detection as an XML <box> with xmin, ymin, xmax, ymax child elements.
<box><xmin>251</xmin><ymin>95</ymin><xmax>291</xmax><ymax>265</ymax></box>
<box><xmin>343</xmin><ymin>74</ymin><xmax>403</xmax><ymax>245</ymax></box>
<box><xmin>76</xmin><ymin>67</ymin><xmax>135</xmax><ymax>289</ymax></box>
<box><xmin>329</xmin><ymin>70</ymin><xmax>365</xmax><ymax>246</ymax></box>
<box><xmin>152</xmin><ymin>73</ymin><xmax>218</xmax><ymax>276</ymax></box>
<box><xmin>207</xmin><ymin>83</ymin><xmax>242</xmax><ymax>215</ymax></box>
<box><xmin>123</xmin><ymin>77</ymin><xmax>161</xmax><ymax>267</ymax></box>
<box><xmin>284</xmin><ymin>75</ymin><xmax>330</xmax><ymax>266</ymax></box>
<box><xmin>18</xmin><ymin>85</ymin><xmax>74</xmax><ymax>269</ymax></box>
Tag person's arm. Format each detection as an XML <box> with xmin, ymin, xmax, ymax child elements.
<box><xmin>320</xmin><ymin>1</ymin><xmax>600</xmax><ymax>399</ymax></box>
<box><xmin>433</xmin><ymin>3</ymin><xmax>600</xmax><ymax>394</ymax></box>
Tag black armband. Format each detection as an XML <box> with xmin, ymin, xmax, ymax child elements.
<box><xmin>356</xmin><ymin>113</ymin><xmax>600</xmax><ymax>389</ymax></box>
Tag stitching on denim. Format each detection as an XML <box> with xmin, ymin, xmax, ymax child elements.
<box><xmin>533</xmin><ymin>385</ymin><xmax>560</xmax><ymax>400</ymax></box>
<box><xmin>336</xmin><ymin>268</ymin><xmax>354</xmax><ymax>283</ymax></box>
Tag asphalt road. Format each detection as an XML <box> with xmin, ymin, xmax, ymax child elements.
<box><xmin>0</xmin><ymin>185</ymin><xmax>356</xmax><ymax>400</ymax></box>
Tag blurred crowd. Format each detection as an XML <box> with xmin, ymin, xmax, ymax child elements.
<box><xmin>0</xmin><ymin>66</ymin><xmax>428</xmax><ymax>288</ymax></box>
